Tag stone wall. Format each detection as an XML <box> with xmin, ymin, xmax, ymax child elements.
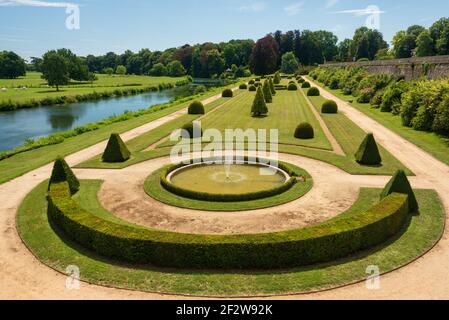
<box><xmin>320</xmin><ymin>55</ymin><xmax>449</xmax><ymax>80</ymax></box>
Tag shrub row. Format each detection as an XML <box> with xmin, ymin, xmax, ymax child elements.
<box><xmin>48</xmin><ymin>180</ymin><xmax>410</xmax><ymax>269</ymax></box>
<box><xmin>309</xmin><ymin>67</ymin><xmax>449</xmax><ymax>137</ymax></box>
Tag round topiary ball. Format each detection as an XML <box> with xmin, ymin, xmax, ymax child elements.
<box><xmin>249</xmin><ymin>85</ymin><xmax>257</xmax><ymax>91</ymax></box>
<box><xmin>307</xmin><ymin>87</ymin><xmax>320</xmax><ymax>96</ymax></box>
<box><xmin>249</xmin><ymin>80</ymin><xmax>255</xmax><ymax>85</ymax></box>
<box><xmin>254</xmin><ymin>81</ymin><xmax>262</xmax><ymax>87</ymax></box>
<box><xmin>188</xmin><ymin>101</ymin><xmax>205</xmax><ymax>115</ymax></box>
<box><xmin>222</xmin><ymin>89</ymin><xmax>233</xmax><ymax>98</ymax></box>
<box><xmin>298</xmin><ymin>78</ymin><xmax>305</xmax><ymax>83</ymax></box>
<box><xmin>239</xmin><ymin>83</ymin><xmax>248</xmax><ymax>89</ymax></box>
<box><xmin>301</xmin><ymin>81</ymin><xmax>311</xmax><ymax>88</ymax></box>
<box><xmin>321</xmin><ymin>100</ymin><xmax>338</xmax><ymax>114</ymax></box>
<box><xmin>288</xmin><ymin>83</ymin><xmax>298</xmax><ymax>91</ymax></box>
<box><xmin>181</xmin><ymin>122</ymin><xmax>203</xmax><ymax>139</ymax></box>
<box><xmin>294</xmin><ymin>123</ymin><xmax>314</xmax><ymax>139</ymax></box>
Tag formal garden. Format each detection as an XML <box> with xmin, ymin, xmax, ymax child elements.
<box><xmin>15</xmin><ymin>75</ymin><xmax>445</xmax><ymax>297</ymax></box>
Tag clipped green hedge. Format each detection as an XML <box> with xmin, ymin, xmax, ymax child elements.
<box><xmin>239</xmin><ymin>84</ymin><xmax>248</xmax><ymax>90</ymax></box>
<box><xmin>307</xmin><ymin>87</ymin><xmax>320</xmax><ymax>96</ymax></box>
<box><xmin>248</xmin><ymin>85</ymin><xmax>257</xmax><ymax>92</ymax></box>
<box><xmin>48</xmin><ymin>157</ymin><xmax>80</xmax><ymax>195</ymax></box>
<box><xmin>161</xmin><ymin>161</ymin><xmax>297</xmax><ymax>202</ymax></box>
<box><xmin>222</xmin><ymin>89</ymin><xmax>233</xmax><ymax>97</ymax></box>
<box><xmin>294</xmin><ymin>123</ymin><xmax>314</xmax><ymax>139</ymax></box>
<box><xmin>102</xmin><ymin>133</ymin><xmax>131</xmax><ymax>163</ymax></box>
<box><xmin>288</xmin><ymin>83</ymin><xmax>298</xmax><ymax>91</ymax></box>
<box><xmin>322</xmin><ymin>100</ymin><xmax>338</xmax><ymax>114</ymax></box>
<box><xmin>187</xmin><ymin>101</ymin><xmax>205</xmax><ymax>115</ymax></box>
<box><xmin>301</xmin><ymin>81</ymin><xmax>311</xmax><ymax>88</ymax></box>
<box><xmin>48</xmin><ymin>181</ymin><xmax>410</xmax><ymax>269</ymax></box>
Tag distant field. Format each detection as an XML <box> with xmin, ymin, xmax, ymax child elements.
<box><xmin>0</xmin><ymin>72</ymin><xmax>188</xmax><ymax>103</ymax></box>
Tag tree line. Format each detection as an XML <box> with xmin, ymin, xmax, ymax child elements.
<box><xmin>1</xmin><ymin>16</ymin><xmax>449</xmax><ymax>80</ymax></box>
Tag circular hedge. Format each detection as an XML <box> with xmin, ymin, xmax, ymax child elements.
<box><xmin>249</xmin><ymin>85</ymin><xmax>257</xmax><ymax>92</ymax></box>
<box><xmin>288</xmin><ymin>83</ymin><xmax>298</xmax><ymax>91</ymax></box>
<box><xmin>187</xmin><ymin>101</ymin><xmax>205</xmax><ymax>115</ymax></box>
<box><xmin>307</xmin><ymin>87</ymin><xmax>320</xmax><ymax>96</ymax></box>
<box><xmin>239</xmin><ymin>83</ymin><xmax>248</xmax><ymax>90</ymax></box>
<box><xmin>301</xmin><ymin>81</ymin><xmax>311</xmax><ymax>88</ymax></box>
<box><xmin>294</xmin><ymin>123</ymin><xmax>315</xmax><ymax>139</ymax></box>
<box><xmin>181</xmin><ymin>122</ymin><xmax>203</xmax><ymax>139</ymax></box>
<box><xmin>322</xmin><ymin>100</ymin><xmax>338</xmax><ymax>114</ymax></box>
<box><xmin>222</xmin><ymin>89</ymin><xmax>233</xmax><ymax>98</ymax></box>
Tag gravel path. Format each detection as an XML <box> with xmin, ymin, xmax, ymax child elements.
<box><xmin>1</xmin><ymin>83</ymin><xmax>448</xmax><ymax>299</ymax></box>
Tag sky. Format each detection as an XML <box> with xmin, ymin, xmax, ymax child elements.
<box><xmin>1</xmin><ymin>0</ymin><xmax>448</xmax><ymax>60</ymax></box>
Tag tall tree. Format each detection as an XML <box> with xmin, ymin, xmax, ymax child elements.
<box><xmin>41</xmin><ymin>51</ymin><xmax>69</xmax><ymax>91</ymax></box>
<box><xmin>250</xmin><ymin>35</ymin><xmax>279</xmax><ymax>75</ymax></box>
<box><xmin>0</xmin><ymin>51</ymin><xmax>26</xmax><ymax>79</ymax></box>
<box><xmin>337</xmin><ymin>39</ymin><xmax>352</xmax><ymax>62</ymax></box>
<box><xmin>281</xmin><ymin>52</ymin><xmax>299</xmax><ymax>74</ymax></box>
<box><xmin>416</xmin><ymin>30</ymin><xmax>435</xmax><ymax>57</ymax></box>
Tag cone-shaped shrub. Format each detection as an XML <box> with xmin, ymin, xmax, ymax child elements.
<box><xmin>274</xmin><ymin>71</ymin><xmax>281</xmax><ymax>84</ymax></box>
<box><xmin>251</xmin><ymin>87</ymin><xmax>268</xmax><ymax>117</ymax></box>
<box><xmin>307</xmin><ymin>87</ymin><xmax>320</xmax><ymax>96</ymax></box>
<box><xmin>48</xmin><ymin>157</ymin><xmax>80</xmax><ymax>195</ymax></box>
<box><xmin>269</xmin><ymin>78</ymin><xmax>276</xmax><ymax>95</ymax></box>
<box><xmin>181</xmin><ymin>121</ymin><xmax>203</xmax><ymax>139</ymax></box>
<box><xmin>355</xmin><ymin>133</ymin><xmax>382</xmax><ymax>165</ymax></box>
<box><xmin>102</xmin><ymin>133</ymin><xmax>131</xmax><ymax>163</ymax></box>
<box><xmin>301</xmin><ymin>81</ymin><xmax>311</xmax><ymax>88</ymax></box>
<box><xmin>222</xmin><ymin>89</ymin><xmax>233</xmax><ymax>97</ymax></box>
<box><xmin>187</xmin><ymin>101</ymin><xmax>205</xmax><ymax>115</ymax></box>
<box><xmin>248</xmin><ymin>85</ymin><xmax>256</xmax><ymax>92</ymax></box>
<box><xmin>322</xmin><ymin>100</ymin><xmax>338</xmax><ymax>114</ymax></box>
<box><xmin>381</xmin><ymin>170</ymin><xmax>418</xmax><ymax>212</ymax></box>
<box><xmin>263</xmin><ymin>80</ymin><xmax>273</xmax><ymax>103</ymax></box>
<box><xmin>288</xmin><ymin>83</ymin><xmax>298</xmax><ymax>91</ymax></box>
<box><xmin>239</xmin><ymin>83</ymin><xmax>248</xmax><ymax>89</ymax></box>
<box><xmin>294</xmin><ymin>123</ymin><xmax>314</xmax><ymax>139</ymax></box>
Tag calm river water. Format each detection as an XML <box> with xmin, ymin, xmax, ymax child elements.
<box><xmin>0</xmin><ymin>91</ymin><xmax>173</xmax><ymax>152</ymax></box>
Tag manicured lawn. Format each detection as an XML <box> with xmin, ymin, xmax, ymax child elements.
<box><xmin>307</xmin><ymin>77</ymin><xmax>449</xmax><ymax>167</ymax></box>
<box><xmin>17</xmin><ymin>181</ymin><xmax>444</xmax><ymax>296</ymax></box>
<box><xmin>0</xmin><ymin>72</ymin><xmax>188</xmax><ymax>103</ymax></box>
<box><xmin>0</xmin><ymin>85</ymin><xmax>237</xmax><ymax>184</ymax></box>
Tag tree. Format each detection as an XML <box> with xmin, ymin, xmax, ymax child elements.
<box><xmin>88</xmin><ymin>72</ymin><xmax>98</xmax><ymax>86</ymax></box>
<box><xmin>167</xmin><ymin>60</ymin><xmax>186</xmax><ymax>77</ymax></box>
<box><xmin>251</xmin><ymin>87</ymin><xmax>268</xmax><ymax>117</ymax></box>
<box><xmin>205</xmin><ymin>49</ymin><xmax>225</xmax><ymax>77</ymax></box>
<box><xmin>430</xmin><ymin>18</ymin><xmax>449</xmax><ymax>54</ymax></box>
<box><xmin>281</xmin><ymin>52</ymin><xmax>299</xmax><ymax>74</ymax></box>
<box><xmin>416</xmin><ymin>30</ymin><xmax>435</xmax><ymax>57</ymax></box>
<box><xmin>436</xmin><ymin>25</ymin><xmax>449</xmax><ymax>55</ymax></box>
<box><xmin>262</xmin><ymin>80</ymin><xmax>273</xmax><ymax>103</ymax></box>
<box><xmin>392</xmin><ymin>31</ymin><xmax>416</xmax><ymax>58</ymax></box>
<box><xmin>103</xmin><ymin>67</ymin><xmax>114</xmax><ymax>75</ymax></box>
<box><xmin>250</xmin><ymin>35</ymin><xmax>279</xmax><ymax>75</ymax></box>
<box><xmin>116</xmin><ymin>65</ymin><xmax>127</xmax><ymax>75</ymax></box>
<box><xmin>0</xmin><ymin>51</ymin><xmax>26</xmax><ymax>79</ymax></box>
<box><xmin>56</xmin><ymin>48</ymin><xmax>89</xmax><ymax>81</ymax></box>
<box><xmin>41</xmin><ymin>51</ymin><xmax>69</xmax><ymax>91</ymax></box>
<box><xmin>149</xmin><ymin>63</ymin><xmax>167</xmax><ymax>76</ymax></box>
<box><xmin>269</xmin><ymin>78</ymin><xmax>276</xmax><ymax>95</ymax></box>
<box><xmin>351</xmin><ymin>27</ymin><xmax>388</xmax><ymax>61</ymax></box>
<box><xmin>337</xmin><ymin>39</ymin><xmax>352</xmax><ymax>62</ymax></box>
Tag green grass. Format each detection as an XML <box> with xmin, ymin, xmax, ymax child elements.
<box><xmin>307</xmin><ymin>77</ymin><xmax>449</xmax><ymax>167</ymax></box>
<box><xmin>144</xmin><ymin>163</ymin><xmax>313</xmax><ymax>211</ymax></box>
<box><xmin>0</xmin><ymin>72</ymin><xmax>188</xmax><ymax>104</ymax></box>
<box><xmin>0</xmin><ymin>85</ymin><xmax>237</xmax><ymax>184</ymax></box>
<box><xmin>303</xmin><ymin>90</ymin><xmax>410</xmax><ymax>173</ymax></box>
<box><xmin>17</xmin><ymin>180</ymin><xmax>445</xmax><ymax>296</ymax></box>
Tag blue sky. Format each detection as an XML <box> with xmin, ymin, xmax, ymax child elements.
<box><xmin>1</xmin><ymin>0</ymin><xmax>448</xmax><ymax>60</ymax></box>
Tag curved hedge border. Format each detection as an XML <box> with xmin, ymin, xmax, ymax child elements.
<box><xmin>48</xmin><ymin>180</ymin><xmax>410</xmax><ymax>269</ymax></box>
<box><xmin>161</xmin><ymin>161</ymin><xmax>297</xmax><ymax>202</ymax></box>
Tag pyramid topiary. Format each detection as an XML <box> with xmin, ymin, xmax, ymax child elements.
<box><xmin>269</xmin><ymin>78</ymin><xmax>276</xmax><ymax>95</ymax></box>
<box><xmin>251</xmin><ymin>87</ymin><xmax>268</xmax><ymax>117</ymax></box>
<box><xmin>102</xmin><ymin>133</ymin><xmax>131</xmax><ymax>163</ymax></box>
<box><xmin>381</xmin><ymin>170</ymin><xmax>418</xmax><ymax>212</ymax></box>
<box><xmin>294</xmin><ymin>123</ymin><xmax>314</xmax><ymax>139</ymax></box>
<box><xmin>262</xmin><ymin>80</ymin><xmax>273</xmax><ymax>103</ymax></box>
<box><xmin>274</xmin><ymin>71</ymin><xmax>281</xmax><ymax>84</ymax></box>
<box><xmin>355</xmin><ymin>133</ymin><xmax>382</xmax><ymax>166</ymax></box>
<box><xmin>48</xmin><ymin>157</ymin><xmax>80</xmax><ymax>195</ymax></box>
<box><xmin>188</xmin><ymin>101</ymin><xmax>205</xmax><ymax>115</ymax></box>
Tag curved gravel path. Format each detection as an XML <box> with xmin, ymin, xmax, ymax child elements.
<box><xmin>1</xmin><ymin>82</ymin><xmax>449</xmax><ymax>299</ymax></box>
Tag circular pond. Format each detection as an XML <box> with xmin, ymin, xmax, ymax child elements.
<box><xmin>167</xmin><ymin>162</ymin><xmax>290</xmax><ymax>195</ymax></box>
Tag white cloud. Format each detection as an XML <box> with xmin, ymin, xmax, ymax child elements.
<box><xmin>238</xmin><ymin>1</ymin><xmax>266</xmax><ymax>12</ymax></box>
<box><xmin>325</xmin><ymin>0</ymin><xmax>339</xmax><ymax>8</ymax></box>
<box><xmin>284</xmin><ymin>2</ymin><xmax>304</xmax><ymax>16</ymax></box>
<box><xmin>331</xmin><ymin>8</ymin><xmax>385</xmax><ymax>16</ymax></box>
<box><xmin>0</xmin><ymin>0</ymin><xmax>77</xmax><ymax>8</ymax></box>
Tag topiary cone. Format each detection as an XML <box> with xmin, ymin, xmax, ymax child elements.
<box><xmin>263</xmin><ymin>80</ymin><xmax>273</xmax><ymax>103</ymax></box>
<box><xmin>48</xmin><ymin>157</ymin><xmax>80</xmax><ymax>195</ymax></box>
<box><xmin>251</xmin><ymin>87</ymin><xmax>268</xmax><ymax>117</ymax></box>
<box><xmin>381</xmin><ymin>170</ymin><xmax>418</xmax><ymax>212</ymax></box>
<box><xmin>102</xmin><ymin>133</ymin><xmax>131</xmax><ymax>163</ymax></box>
<box><xmin>269</xmin><ymin>78</ymin><xmax>276</xmax><ymax>95</ymax></box>
<box><xmin>355</xmin><ymin>133</ymin><xmax>382</xmax><ymax>166</ymax></box>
